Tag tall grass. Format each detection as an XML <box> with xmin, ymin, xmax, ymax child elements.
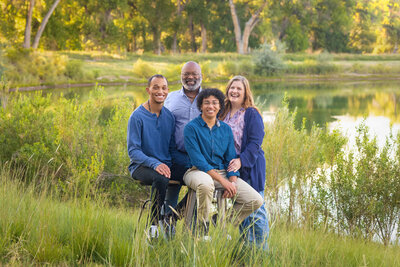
<box><xmin>1</xmin><ymin>164</ymin><xmax>399</xmax><ymax>266</ymax></box>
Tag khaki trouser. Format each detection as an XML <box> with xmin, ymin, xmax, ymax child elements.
<box><xmin>183</xmin><ymin>168</ymin><xmax>263</xmax><ymax>226</ymax></box>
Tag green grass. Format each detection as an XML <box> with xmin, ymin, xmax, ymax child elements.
<box><xmin>1</xmin><ymin>165</ymin><xmax>399</xmax><ymax>266</ymax></box>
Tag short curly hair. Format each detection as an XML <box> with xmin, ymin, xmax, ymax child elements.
<box><xmin>196</xmin><ymin>88</ymin><xmax>225</xmax><ymax>117</ymax></box>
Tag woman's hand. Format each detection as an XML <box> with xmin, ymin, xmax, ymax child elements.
<box><xmin>227</xmin><ymin>158</ymin><xmax>241</xmax><ymax>172</ymax></box>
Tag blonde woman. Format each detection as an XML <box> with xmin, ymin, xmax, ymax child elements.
<box><xmin>220</xmin><ymin>75</ymin><xmax>269</xmax><ymax>250</ymax></box>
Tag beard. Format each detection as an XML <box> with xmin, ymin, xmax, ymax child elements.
<box><xmin>181</xmin><ymin>76</ymin><xmax>202</xmax><ymax>91</ymax></box>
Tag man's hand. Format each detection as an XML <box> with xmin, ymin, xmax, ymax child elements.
<box><xmin>227</xmin><ymin>158</ymin><xmax>241</xmax><ymax>172</ymax></box>
<box><xmin>155</xmin><ymin>163</ymin><xmax>171</xmax><ymax>178</ymax></box>
<box><xmin>220</xmin><ymin>178</ymin><xmax>237</xmax><ymax>198</ymax></box>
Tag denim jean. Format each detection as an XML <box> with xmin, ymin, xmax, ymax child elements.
<box><xmin>239</xmin><ymin>190</ymin><xmax>269</xmax><ymax>251</ymax></box>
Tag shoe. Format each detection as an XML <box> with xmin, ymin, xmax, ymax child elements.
<box><xmin>159</xmin><ymin>218</ymin><xmax>176</xmax><ymax>240</ymax></box>
<box><xmin>202</xmin><ymin>235</ymin><xmax>212</xmax><ymax>242</ymax></box>
<box><xmin>148</xmin><ymin>225</ymin><xmax>159</xmax><ymax>240</ymax></box>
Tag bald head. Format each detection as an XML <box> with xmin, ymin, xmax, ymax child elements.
<box><xmin>181</xmin><ymin>61</ymin><xmax>202</xmax><ymax>91</ymax></box>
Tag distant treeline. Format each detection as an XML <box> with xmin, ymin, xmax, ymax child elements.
<box><xmin>0</xmin><ymin>0</ymin><xmax>399</xmax><ymax>54</ymax></box>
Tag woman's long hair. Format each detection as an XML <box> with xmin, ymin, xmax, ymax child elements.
<box><xmin>220</xmin><ymin>75</ymin><xmax>260</xmax><ymax>120</ymax></box>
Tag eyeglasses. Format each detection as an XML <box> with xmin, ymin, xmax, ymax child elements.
<box><xmin>203</xmin><ymin>101</ymin><xmax>220</xmax><ymax>106</ymax></box>
<box><xmin>181</xmin><ymin>72</ymin><xmax>200</xmax><ymax>78</ymax></box>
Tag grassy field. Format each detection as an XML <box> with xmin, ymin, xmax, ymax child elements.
<box><xmin>1</xmin><ymin>166</ymin><xmax>399</xmax><ymax>266</ymax></box>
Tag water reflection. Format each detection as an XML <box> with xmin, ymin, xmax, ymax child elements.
<box><xmin>252</xmin><ymin>80</ymin><xmax>400</xmax><ymax>131</ymax></box>
<box><xmin>20</xmin><ymin>79</ymin><xmax>400</xmax><ymax>142</ymax></box>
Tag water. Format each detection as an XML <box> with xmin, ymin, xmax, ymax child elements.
<box><xmin>36</xmin><ymin>79</ymin><xmax>400</xmax><ymax>143</ymax></box>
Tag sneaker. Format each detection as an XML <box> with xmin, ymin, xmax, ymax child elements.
<box><xmin>148</xmin><ymin>225</ymin><xmax>159</xmax><ymax>240</ymax></box>
<box><xmin>159</xmin><ymin>218</ymin><xmax>176</xmax><ymax>240</ymax></box>
<box><xmin>202</xmin><ymin>235</ymin><xmax>212</xmax><ymax>242</ymax></box>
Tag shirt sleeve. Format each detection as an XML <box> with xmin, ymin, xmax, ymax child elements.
<box><xmin>127</xmin><ymin>114</ymin><xmax>162</xmax><ymax>169</ymax></box>
<box><xmin>169</xmin><ymin>117</ymin><xmax>190</xmax><ymax>167</ymax></box>
<box><xmin>239</xmin><ymin>108</ymin><xmax>265</xmax><ymax>168</ymax></box>
<box><xmin>184</xmin><ymin>124</ymin><xmax>214</xmax><ymax>173</ymax></box>
<box><xmin>224</xmin><ymin>126</ymin><xmax>240</xmax><ymax>178</ymax></box>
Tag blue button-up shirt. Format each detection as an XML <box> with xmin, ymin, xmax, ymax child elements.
<box><xmin>165</xmin><ymin>87</ymin><xmax>201</xmax><ymax>166</ymax></box>
<box><xmin>184</xmin><ymin>116</ymin><xmax>240</xmax><ymax>178</ymax></box>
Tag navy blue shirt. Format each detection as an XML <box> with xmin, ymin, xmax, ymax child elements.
<box><xmin>184</xmin><ymin>116</ymin><xmax>240</xmax><ymax>178</ymax></box>
<box><xmin>127</xmin><ymin>105</ymin><xmax>176</xmax><ymax>175</ymax></box>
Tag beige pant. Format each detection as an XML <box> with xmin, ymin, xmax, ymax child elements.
<box><xmin>183</xmin><ymin>168</ymin><xmax>263</xmax><ymax>226</ymax></box>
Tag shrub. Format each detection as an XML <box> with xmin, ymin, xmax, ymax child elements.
<box><xmin>3</xmin><ymin>48</ymin><xmax>68</xmax><ymax>85</ymax></box>
<box><xmin>132</xmin><ymin>59</ymin><xmax>156</xmax><ymax>79</ymax></box>
<box><xmin>0</xmin><ymin>87</ymin><xmax>134</xmax><ymax>200</ymax></box>
<box><xmin>252</xmin><ymin>43</ymin><xmax>285</xmax><ymax>76</ymax></box>
<box><xmin>65</xmin><ymin>59</ymin><xmax>84</xmax><ymax>79</ymax></box>
<box><xmin>217</xmin><ymin>60</ymin><xmax>254</xmax><ymax>77</ymax></box>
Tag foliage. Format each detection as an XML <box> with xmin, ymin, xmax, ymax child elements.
<box><xmin>253</xmin><ymin>43</ymin><xmax>285</xmax><ymax>76</ymax></box>
<box><xmin>2</xmin><ymin>48</ymin><xmax>88</xmax><ymax>85</ymax></box>
<box><xmin>1</xmin><ymin>0</ymin><xmax>399</xmax><ymax>54</ymax></box>
<box><xmin>263</xmin><ymin>102</ymin><xmax>346</xmax><ymax>225</ymax></box>
<box><xmin>327</xmin><ymin>123</ymin><xmax>400</xmax><ymax>245</ymax></box>
<box><xmin>0</xmin><ymin>87</ymin><xmax>139</xmax><ymax>203</ymax></box>
<box><xmin>132</xmin><ymin>59</ymin><xmax>156</xmax><ymax>79</ymax></box>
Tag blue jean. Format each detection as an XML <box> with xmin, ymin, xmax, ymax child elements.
<box><xmin>239</xmin><ymin>190</ymin><xmax>269</xmax><ymax>250</ymax></box>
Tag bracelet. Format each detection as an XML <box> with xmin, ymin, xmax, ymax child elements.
<box><xmin>231</xmin><ymin>182</ymin><xmax>236</xmax><ymax>186</ymax></box>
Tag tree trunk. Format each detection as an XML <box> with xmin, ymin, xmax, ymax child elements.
<box><xmin>23</xmin><ymin>0</ymin><xmax>35</xmax><ymax>48</ymax></box>
<box><xmin>228</xmin><ymin>0</ymin><xmax>243</xmax><ymax>54</ymax></box>
<box><xmin>132</xmin><ymin>34</ymin><xmax>137</xmax><ymax>52</ymax></box>
<box><xmin>189</xmin><ymin>15</ymin><xmax>197</xmax><ymax>52</ymax></box>
<box><xmin>201</xmin><ymin>22</ymin><xmax>207</xmax><ymax>53</ymax></box>
<box><xmin>228</xmin><ymin>0</ymin><xmax>268</xmax><ymax>54</ymax></box>
<box><xmin>153</xmin><ymin>28</ymin><xmax>161</xmax><ymax>55</ymax></box>
<box><xmin>32</xmin><ymin>0</ymin><xmax>61</xmax><ymax>49</ymax></box>
<box><xmin>172</xmin><ymin>0</ymin><xmax>183</xmax><ymax>54</ymax></box>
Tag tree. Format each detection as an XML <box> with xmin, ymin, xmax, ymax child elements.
<box><xmin>32</xmin><ymin>0</ymin><xmax>61</xmax><ymax>48</ymax></box>
<box><xmin>138</xmin><ymin>0</ymin><xmax>174</xmax><ymax>55</ymax></box>
<box><xmin>23</xmin><ymin>0</ymin><xmax>35</xmax><ymax>48</ymax></box>
<box><xmin>228</xmin><ymin>0</ymin><xmax>268</xmax><ymax>54</ymax></box>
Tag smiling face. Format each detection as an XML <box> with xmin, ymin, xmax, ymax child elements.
<box><xmin>181</xmin><ymin>62</ymin><xmax>202</xmax><ymax>91</ymax></box>
<box><xmin>200</xmin><ymin>95</ymin><xmax>220</xmax><ymax>120</ymax></box>
<box><xmin>227</xmin><ymin>80</ymin><xmax>245</xmax><ymax>107</ymax></box>
<box><xmin>146</xmin><ymin>77</ymin><xmax>168</xmax><ymax>104</ymax></box>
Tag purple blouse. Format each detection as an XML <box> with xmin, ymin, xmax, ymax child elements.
<box><xmin>223</xmin><ymin>108</ymin><xmax>245</xmax><ymax>155</ymax></box>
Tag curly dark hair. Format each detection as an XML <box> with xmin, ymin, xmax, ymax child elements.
<box><xmin>196</xmin><ymin>88</ymin><xmax>225</xmax><ymax>117</ymax></box>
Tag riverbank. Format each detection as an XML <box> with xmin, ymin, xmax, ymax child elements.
<box><xmin>1</xmin><ymin>50</ymin><xmax>400</xmax><ymax>89</ymax></box>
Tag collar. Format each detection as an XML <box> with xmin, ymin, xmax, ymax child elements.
<box><xmin>179</xmin><ymin>87</ymin><xmax>202</xmax><ymax>97</ymax></box>
<box><xmin>198</xmin><ymin>115</ymin><xmax>220</xmax><ymax>128</ymax></box>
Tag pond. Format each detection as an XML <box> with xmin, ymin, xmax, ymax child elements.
<box><xmin>44</xmin><ymin>79</ymin><xmax>400</xmax><ymax>146</ymax></box>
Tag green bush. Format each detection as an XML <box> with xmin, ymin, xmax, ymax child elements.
<box><xmin>0</xmin><ymin>87</ymin><xmax>134</xmax><ymax>201</ymax></box>
<box><xmin>3</xmin><ymin>48</ymin><xmax>69</xmax><ymax>85</ymax></box>
<box><xmin>65</xmin><ymin>59</ymin><xmax>84</xmax><ymax>79</ymax></box>
<box><xmin>217</xmin><ymin>60</ymin><xmax>254</xmax><ymax>77</ymax></box>
<box><xmin>326</xmin><ymin>123</ymin><xmax>400</xmax><ymax>245</ymax></box>
<box><xmin>263</xmin><ymin>104</ymin><xmax>346</xmax><ymax>225</ymax></box>
<box><xmin>286</xmin><ymin>60</ymin><xmax>340</xmax><ymax>75</ymax></box>
<box><xmin>132</xmin><ymin>59</ymin><xmax>156</xmax><ymax>79</ymax></box>
<box><xmin>252</xmin><ymin>43</ymin><xmax>285</xmax><ymax>76</ymax></box>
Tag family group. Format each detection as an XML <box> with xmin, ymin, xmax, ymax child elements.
<box><xmin>127</xmin><ymin>61</ymin><xmax>269</xmax><ymax>250</ymax></box>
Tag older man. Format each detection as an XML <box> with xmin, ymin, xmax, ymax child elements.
<box><xmin>164</xmin><ymin>61</ymin><xmax>203</xmax><ymax>211</ymax></box>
